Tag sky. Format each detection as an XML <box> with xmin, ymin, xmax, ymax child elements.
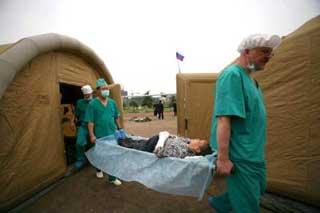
<box><xmin>0</xmin><ymin>0</ymin><xmax>319</xmax><ymax>95</ymax></box>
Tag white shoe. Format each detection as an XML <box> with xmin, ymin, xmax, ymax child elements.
<box><xmin>110</xmin><ymin>179</ymin><xmax>122</xmax><ymax>186</ymax></box>
<box><xmin>96</xmin><ymin>171</ymin><xmax>104</xmax><ymax>178</ymax></box>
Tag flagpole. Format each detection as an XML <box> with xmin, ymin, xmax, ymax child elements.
<box><xmin>176</xmin><ymin>59</ymin><xmax>181</xmax><ymax>73</ymax></box>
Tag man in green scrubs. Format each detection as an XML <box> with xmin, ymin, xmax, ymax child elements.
<box><xmin>74</xmin><ymin>85</ymin><xmax>93</xmax><ymax>169</ymax></box>
<box><xmin>85</xmin><ymin>78</ymin><xmax>122</xmax><ymax>186</ymax></box>
<box><xmin>209</xmin><ymin>34</ymin><xmax>281</xmax><ymax>212</ymax></box>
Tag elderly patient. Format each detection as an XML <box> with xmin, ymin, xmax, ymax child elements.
<box><xmin>118</xmin><ymin>131</ymin><xmax>209</xmax><ymax>158</ymax></box>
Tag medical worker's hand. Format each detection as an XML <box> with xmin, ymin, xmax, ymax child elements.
<box><xmin>119</xmin><ymin>129</ymin><xmax>126</xmax><ymax>139</ymax></box>
<box><xmin>115</xmin><ymin>129</ymin><xmax>126</xmax><ymax>140</ymax></box>
<box><xmin>90</xmin><ymin>135</ymin><xmax>96</xmax><ymax>144</ymax></box>
<box><xmin>216</xmin><ymin>159</ymin><xmax>234</xmax><ymax>176</ymax></box>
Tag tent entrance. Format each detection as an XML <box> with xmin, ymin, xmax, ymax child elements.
<box><xmin>59</xmin><ymin>83</ymin><xmax>82</xmax><ymax>165</ymax></box>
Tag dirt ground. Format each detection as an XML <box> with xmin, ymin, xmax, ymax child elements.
<box><xmin>123</xmin><ymin>112</ymin><xmax>178</xmax><ymax>137</ymax></box>
<box><xmin>20</xmin><ymin>112</ymin><xmax>272</xmax><ymax>213</ymax></box>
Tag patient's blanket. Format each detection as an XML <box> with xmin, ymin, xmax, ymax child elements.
<box><xmin>85</xmin><ymin>135</ymin><xmax>216</xmax><ymax>200</ymax></box>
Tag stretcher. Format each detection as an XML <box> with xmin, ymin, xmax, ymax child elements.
<box><xmin>85</xmin><ymin>135</ymin><xmax>216</xmax><ymax>200</ymax></box>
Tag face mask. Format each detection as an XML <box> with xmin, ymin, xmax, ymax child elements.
<box><xmin>247</xmin><ymin>63</ymin><xmax>257</xmax><ymax>72</ymax></box>
<box><xmin>247</xmin><ymin>54</ymin><xmax>261</xmax><ymax>72</ymax></box>
<box><xmin>101</xmin><ymin>90</ymin><xmax>110</xmax><ymax>98</ymax></box>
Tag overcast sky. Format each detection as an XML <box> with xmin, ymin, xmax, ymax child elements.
<box><xmin>0</xmin><ymin>0</ymin><xmax>319</xmax><ymax>95</ymax></box>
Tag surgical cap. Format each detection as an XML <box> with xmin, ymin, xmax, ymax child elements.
<box><xmin>81</xmin><ymin>85</ymin><xmax>93</xmax><ymax>95</ymax></box>
<box><xmin>237</xmin><ymin>34</ymin><xmax>281</xmax><ymax>53</ymax></box>
<box><xmin>96</xmin><ymin>78</ymin><xmax>107</xmax><ymax>88</ymax></box>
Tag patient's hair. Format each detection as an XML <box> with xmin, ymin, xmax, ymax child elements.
<box><xmin>198</xmin><ymin>140</ymin><xmax>212</xmax><ymax>155</ymax></box>
<box><xmin>200</xmin><ymin>140</ymin><xmax>209</xmax><ymax>151</ymax></box>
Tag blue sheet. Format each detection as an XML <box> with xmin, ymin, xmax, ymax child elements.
<box><xmin>85</xmin><ymin>135</ymin><xmax>216</xmax><ymax>200</ymax></box>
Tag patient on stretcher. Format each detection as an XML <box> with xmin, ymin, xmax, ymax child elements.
<box><xmin>118</xmin><ymin>131</ymin><xmax>209</xmax><ymax>158</ymax></box>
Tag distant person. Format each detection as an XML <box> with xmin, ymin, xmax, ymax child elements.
<box><xmin>208</xmin><ymin>34</ymin><xmax>281</xmax><ymax>212</ymax></box>
<box><xmin>153</xmin><ymin>103</ymin><xmax>158</xmax><ymax>117</ymax></box>
<box><xmin>72</xmin><ymin>85</ymin><xmax>93</xmax><ymax>169</ymax></box>
<box><xmin>118</xmin><ymin>131</ymin><xmax>209</xmax><ymax>158</ymax></box>
<box><xmin>158</xmin><ymin>100</ymin><xmax>164</xmax><ymax>120</ymax></box>
<box><xmin>85</xmin><ymin>78</ymin><xmax>123</xmax><ymax>186</ymax></box>
<box><xmin>172</xmin><ymin>102</ymin><xmax>177</xmax><ymax>116</ymax></box>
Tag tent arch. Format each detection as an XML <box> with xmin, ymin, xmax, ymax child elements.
<box><xmin>0</xmin><ymin>33</ymin><xmax>114</xmax><ymax>98</ymax></box>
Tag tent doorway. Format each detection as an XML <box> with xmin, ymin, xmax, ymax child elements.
<box><xmin>59</xmin><ymin>83</ymin><xmax>83</xmax><ymax>165</ymax></box>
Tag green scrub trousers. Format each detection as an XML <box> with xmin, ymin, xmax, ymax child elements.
<box><xmin>76</xmin><ymin>125</ymin><xmax>89</xmax><ymax>162</ymax></box>
<box><xmin>75</xmin><ymin>99</ymin><xmax>91</xmax><ymax>164</ymax></box>
<box><xmin>209</xmin><ymin>162</ymin><xmax>266</xmax><ymax>213</ymax></box>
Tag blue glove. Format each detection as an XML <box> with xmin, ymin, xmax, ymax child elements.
<box><xmin>115</xmin><ymin>129</ymin><xmax>126</xmax><ymax>140</ymax></box>
<box><xmin>119</xmin><ymin>129</ymin><xmax>126</xmax><ymax>139</ymax></box>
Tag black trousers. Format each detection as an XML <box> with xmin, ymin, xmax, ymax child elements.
<box><xmin>158</xmin><ymin>111</ymin><xmax>164</xmax><ymax>119</ymax></box>
<box><xmin>118</xmin><ymin>135</ymin><xmax>159</xmax><ymax>153</ymax></box>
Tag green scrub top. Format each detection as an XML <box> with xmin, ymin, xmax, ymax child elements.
<box><xmin>85</xmin><ymin>97</ymin><xmax>120</xmax><ymax>138</ymax></box>
<box><xmin>75</xmin><ymin>99</ymin><xmax>91</xmax><ymax>125</ymax></box>
<box><xmin>210</xmin><ymin>64</ymin><xmax>266</xmax><ymax>163</ymax></box>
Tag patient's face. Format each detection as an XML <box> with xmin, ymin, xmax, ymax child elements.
<box><xmin>190</xmin><ymin>139</ymin><xmax>209</xmax><ymax>153</ymax></box>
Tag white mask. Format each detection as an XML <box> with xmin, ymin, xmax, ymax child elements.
<box><xmin>101</xmin><ymin>90</ymin><xmax>110</xmax><ymax>98</ymax></box>
<box><xmin>247</xmin><ymin>63</ymin><xmax>257</xmax><ymax>72</ymax></box>
<box><xmin>247</xmin><ymin>55</ymin><xmax>261</xmax><ymax>72</ymax></box>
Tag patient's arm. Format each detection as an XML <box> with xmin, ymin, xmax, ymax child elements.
<box><xmin>154</xmin><ymin>131</ymin><xmax>169</xmax><ymax>150</ymax></box>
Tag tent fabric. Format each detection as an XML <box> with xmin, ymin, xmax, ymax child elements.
<box><xmin>0</xmin><ymin>34</ymin><xmax>123</xmax><ymax>210</ymax></box>
<box><xmin>85</xmin><ymin>135</ymin><xmax>216</xmax><ymax>200</ymax></box>
<box><xmin>0</xmin><ymin>44</ymin><xmax>13</xmax><ymax>55</ymax></box>
<box><xmin>0</xmin><ymin>33</ymin><xmax>114</xmax><ymax>99</ymax></box>
<box><xmin>253</xmin><ymin>15</ymin><xmax>320</xmax><ymax>207</ymax></box>
<box><xmin>176</xmin><ymin>73</ymin><xmax>218</xmax><ymax>141</ymax></box>
<box><xmin>0</xmin><ymin>53</ymin><xmax>66</xmax><ymax>210</ymax></box>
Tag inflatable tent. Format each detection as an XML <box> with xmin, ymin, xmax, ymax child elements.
<box><xmin>253</xmin><ymin>15</ymin><xmax>320</xmax><ymax>206</ymax></box>
<box><xmin>176</xmin><ymin>15</ymin><xmax>320</xmax><ymax>207</ymax></box>
<box><xmin>0</xmin><ymin>33</ymin><xmax>124</xmax><ymax>210</ymax></box>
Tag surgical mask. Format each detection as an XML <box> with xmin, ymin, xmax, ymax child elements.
<box><xmin>247</xmin><ymin>55</ymin><xmax>260</xmax><ymax>72</ymax></box>
<box><xmin>247</xmin><ymin>62</ymin><xmax>257</xmax><ymax>72</ymax></box>
<box><xmin>101</xmin><ymin>90</ymin><xmax>110</xmax><ymax>98</ymax></box>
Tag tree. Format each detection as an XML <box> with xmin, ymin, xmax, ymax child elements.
<box><xmin>129</xmin><ymin>100</ymin><xmax>138</xmax><ymax>108</ymax></box>
<box><xmin>142</xmin><ymin>96</ymin><xmax>153</xmax><ymax>108</ymax></box>
<box><xmin>169</xmin><ymin>95</ymin><xmax>176</xmax><ymax>107</ymax></box>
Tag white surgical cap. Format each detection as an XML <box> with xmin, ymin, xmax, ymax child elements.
<box><xmin>237</xmin><ymin>34</ymin><xmax>281</xmax><ymax>53</ymax></box>
<box><xmin>81</xmin><ymin>85</ymin><xmax>93</xmax><ymax>95</ymax></box>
